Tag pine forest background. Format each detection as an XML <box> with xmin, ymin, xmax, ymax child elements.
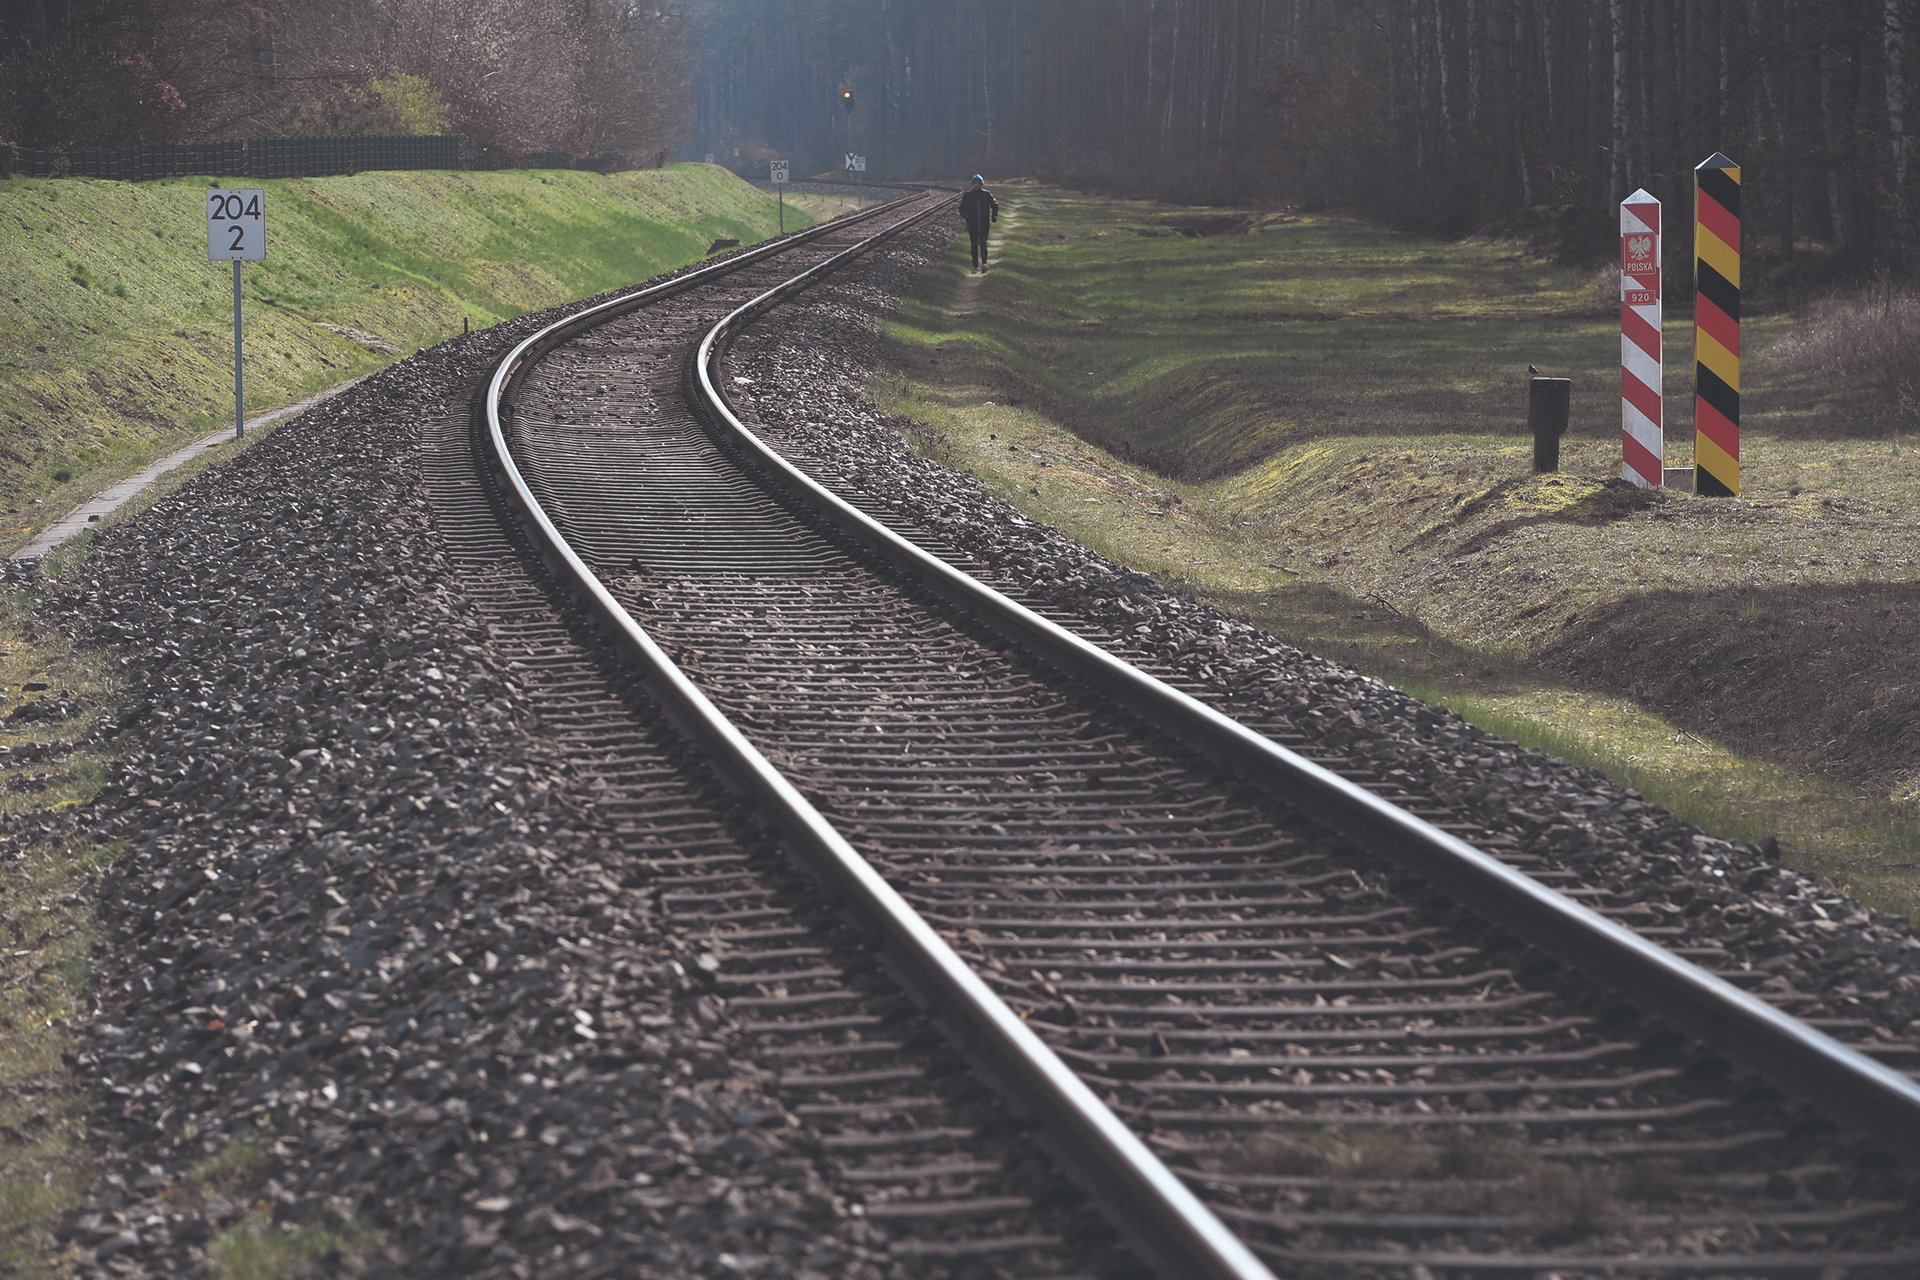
<box><xmin>6</xmin><ymin>1</ymin><xmax>1920</xmax><ymax>273</ymax></box>
<box><xmin>694</xmin><ymin>0</ymin><xmax>1920</xmax><ymax>274</ymax></box>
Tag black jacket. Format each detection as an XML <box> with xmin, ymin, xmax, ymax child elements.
<box><xmin>959</xmin><ymin>187</ymin><xmax>999</xmax><ymax>233</ymax></box>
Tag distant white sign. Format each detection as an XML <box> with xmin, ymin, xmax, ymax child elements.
<box><xmin>206</xmin><ymin>188</ymin><xmax>265</xmax><ymax>261</ymax></box>
<box><xmin>845</xmin><ymin>154</ymin><xmax>866</xmax><ymax>173</ymax></box>
<box><xmin>771</xmin><ymin>161</ymin><xmax>789</xmax><ymax>184</ymax></box>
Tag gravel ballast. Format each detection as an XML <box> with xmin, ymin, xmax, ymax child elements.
<box><xmin>9</xmin><ymin>204</ymin><xmax>1917</xmax><ymax>1278</ymax></box>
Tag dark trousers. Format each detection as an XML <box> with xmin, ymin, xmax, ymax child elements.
<box><xmin>967</xmin><ymin>225</ymin><xmax>990</xmax><ymax>267</ymax></box>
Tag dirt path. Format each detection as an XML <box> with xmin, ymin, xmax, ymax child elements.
<box><xmin>7</xmin><ymin>377</ymin><xmax>364</xmax><ymax>565</ymax></box>
<box><xmin>950</xmin><ymin>200</ymin><xmax>1018</xmax><ymax>317</ymax></box>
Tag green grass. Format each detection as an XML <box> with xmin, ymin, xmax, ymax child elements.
<box><xmin>0</xmin><ymin>814</ymin><xmax>119</xmax><ymax>1279</ymax></box>
<box><xmin>879</xmin><ymin>183</ymin><xmax>1920</xmax><ymax>922</ymax></box>
<box><xmin>780</xmin><ymin>189</ymin><xmax>890</xmax><ymax>223</ymax></box>
<box><xmin>190</xmin><ymin>1138</ymin><xmax>276</xmax><ymax>1196</ymax></box>
<box><xmin>0</xmin><ymin>163</ymin><xmax>806</xmax><ymax>1274</ymax></box>
<box><xmin>208</xmin><ymin>1202</ymin><xmax>382</xmax><ymax>1280</ymax></box>
<box><xmin>0</xmin><ymin>164</ymin><xmax>813</xmax><ymax>526</ymax></box>
<box><xmin>0</xmin><ymin>580</ymin><xmax>136</xmax><ymax>1277</ymax></box>
<box><xmin>898</xmin><ymin>191</ymin><xmax>1637</xmax><ymax>481</ymax></box>
<box><xmin>191</xmin><ymin>1139</ymin><xmax>384</xmax><ymax>1277</ymax></box>
<box><xmin>1397</xmin><ymin>683</ymin><xmax>1920</xmax><ymax>911</ymax></box>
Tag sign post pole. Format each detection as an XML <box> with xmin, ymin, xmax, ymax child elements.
<box><xmin>1619</xmin><ymin>190</ymin><xmax>1663</xmax><ymax>487</ymax></box>
<box><xmin>771</xmin><ymin>160</ymin><xmax>789</xmax><ymax>234</ymax></box>
<box><xmin>206</xmin><ymin>187</ymin><xmax>265</xmax><ymax>439</ymax></box>
<box><xmin>232</xmin><ymin>259</ymin><xmax>244</xmax><ymax>439</ymax></box>
<box><xmin>1693</xmin><ymin>153</ymin><xmax>1742</xmax><ymax>497</ymax></box>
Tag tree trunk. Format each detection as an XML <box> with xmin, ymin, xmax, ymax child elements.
<box><xmin>1489</xmin><ymin>0</ymin><xmax>1520</xmax><ymax>211</ymax></box>
<box><xmin>1612</xmin><ymin>0</ymin><xmax>1629</xmax><ymax>198</ymax></box>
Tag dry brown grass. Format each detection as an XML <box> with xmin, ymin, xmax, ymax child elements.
<box><xmin>1766</xmin><ymin>276</ymin><xmax>1920</xmax><ymax>426</ymax></box>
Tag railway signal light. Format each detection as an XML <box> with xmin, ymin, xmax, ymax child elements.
<box><xmin>842</xmin><ymin>90</ymin><xmax>855</xmax><ymax>114</ymax></box>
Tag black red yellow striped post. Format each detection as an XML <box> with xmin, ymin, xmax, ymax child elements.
<box><xmin>1693</xmin><ymin>153</ymin><xmax>1741</xmax><ymax>497</ymax></box>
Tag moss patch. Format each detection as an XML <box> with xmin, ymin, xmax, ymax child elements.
<box><xmin>208</xmin><ymin>1201</ymin><xmax>382</xmax><ymax>1280</ymax></box>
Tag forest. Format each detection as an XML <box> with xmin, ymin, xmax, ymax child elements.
<box><xmin>693</xmin><ymin>0</ymin><xmax>1920</xmax><ymax>270</ymax></box>
<box><xmin>6</xmin><ymin>1</ymin><xmax>1918</xmax><ymax>272</ymax></box>
<box><xmin>0</xmin><ymin>0</ymin><xmax>694</xmax><ymax>164</ymax></box>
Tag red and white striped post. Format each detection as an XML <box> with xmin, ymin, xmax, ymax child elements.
<box><xmin>1620</xmin><ymin>190</ymin><xmax>1663</xmax><ymax>487</ymax></box>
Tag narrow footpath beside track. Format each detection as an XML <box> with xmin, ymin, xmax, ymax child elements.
<box><xmin>478</xmin><ymin>191</ymin><xmax>1920</xmax><ymax>1277</ymax></box>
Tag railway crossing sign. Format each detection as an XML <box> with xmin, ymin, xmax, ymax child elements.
<box><xmin>206</xmin><ymin>188</ymin><xmax>264</xmax><ymax>440</ymax></box>
<box><xmin>845</xmin><ymin>154</ymin><xmax>865</xmax><ymax>172</ymax></box>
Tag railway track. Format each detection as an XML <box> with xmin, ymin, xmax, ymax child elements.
<box><xmin>431</xmin><ymin>192</ymin><xmax>1920</xmax><ymax>1277</ymax></box>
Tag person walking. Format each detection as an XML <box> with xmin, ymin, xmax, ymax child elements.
<box><xmin>959</xmin><ymin>174</ymin><xmax>999</xmax><ymax>272</ymax></box>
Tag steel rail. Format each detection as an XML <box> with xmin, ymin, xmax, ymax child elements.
<box><xmin>485</xmin><ymin>186</ymin><xmax>1920</xmax><ymax>1273</ymax></box>
<box><xmin>484</xmin><ymin>197</ymin><xmax>1276</xmax><ymax>1280</ymax></box>
<box><xmin>684</xmin><ymin>230</ymin><xmax>1920</xmax><ymax>1162</ymax></box>
<box><xmin>485</xmin><ymin>189</ymin><xmax>919</xmax><ymax>400</ymax></box>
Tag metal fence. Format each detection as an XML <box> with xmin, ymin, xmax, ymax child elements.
<box><xmin>4</xmin><ymin>136</ymin><xmax>628</xmax><ymax>182</ymax></box>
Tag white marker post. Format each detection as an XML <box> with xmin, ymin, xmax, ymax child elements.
<box><xmin>207</xmin><ymin>188</ymin><xmax>265</xmax><ymax>438</ymax></box>
<box><xmin>771</xmin><ymin>160</ymin><xmax>789</xmax><ymax>234</ymax></box>
<box><xmin>1620</xmin><ymin>190</ymin><xmax>1662</xmax><ymax>487</ymax></box>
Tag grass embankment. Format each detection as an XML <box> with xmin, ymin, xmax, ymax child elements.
<box><xmin>879</xmin><ymin>185</ymin><xmax>1920</xmax><ymax>921</ymax></box>
<box><xmin>781</xmin><ymin>188</ymin><xmax>890</xmax><ymax>222</ymax></box>
<box><xmin>0</xmin><ymin>162</ymin><xmax>810</xmax><ymax>1273</ymax></box>
<box><xmin>0</xmin><ymin>163</ymin><xmax>812</xmax><ymax>542</ymax></box>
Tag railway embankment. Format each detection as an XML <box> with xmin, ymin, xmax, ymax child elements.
<box><xmin>0</xmin><ymin>164</ymin><xmax>805</xmax><ymax>539</ymax></box>
<box><xmin>4</xmin><ymin>187</ymin><xmax>1920</xmax><ymax>1278</ymax></box>
<box><xmin>877</xmin><ymin>183</ymin><xmax>1920</xmax><ymax>922</ymax></box>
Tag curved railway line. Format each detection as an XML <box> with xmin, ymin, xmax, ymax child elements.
<box><xmin>419</xmin><ymin>191</ymin><xmax>1920</xmax><ymax>1277</ymax></box>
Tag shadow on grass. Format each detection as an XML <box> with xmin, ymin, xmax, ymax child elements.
<box><xmin>1541</xmin><ymin>578</ymin><xmax>1920</xmax><ymax>805</ymax></box>
<box><xmin>1196</xmin><ymin>576</ymin><xmax>1920</xmax><ymax>922</ymax></box>
<box><xmin>1208</xmin><ymin>580</ymin><xmax>1535</xmax><ymax>695</ymax></box>
<box><xmin>1430</xmin><ymin>476</ymin><xmax>1666</xmax><ymax>556</ymax></box>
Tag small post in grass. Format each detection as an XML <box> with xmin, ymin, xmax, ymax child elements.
<box><xmin>1528</xmin><ymin>371</ymin><xmax>1571</xmax><ymax>473</ymax></box>
<box><xmin>771</xmin><ymin>160</ymin><xmax>788</xmax><ymax>233</ymax></box>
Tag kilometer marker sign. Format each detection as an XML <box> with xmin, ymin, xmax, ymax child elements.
<box><xmin>207</xmin><ymin>188</ymin><xmax>264</xmax><ymax>439</ymax></box>
<box><xmin>1620</xmin><ymin>190</ymin><xmax>1662</xmax><ymax>488</ymax></box>
<box><xmin>206</xmin><ymin>188</ymin><xmax>265</xmax><ymax>261</ymax></box>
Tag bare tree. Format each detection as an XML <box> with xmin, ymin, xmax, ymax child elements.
<box><xmin>567</xmin><ymin>2</ymin><xmax>697</xmax><ymax>159</ymax></box>
<box><xmin>267</xmin><ymin>0</ymin><xmax>594</xmax><ymax>151</ymax></box>
<box><xmin>0</xmin><ymin>0</ymin><xmax>694</xmax><ymax>159</ymax></box>
<box><xmin>0</xmin><ymin>0</ymin><xmax>290</xmax><ymax>148</ymax></box>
